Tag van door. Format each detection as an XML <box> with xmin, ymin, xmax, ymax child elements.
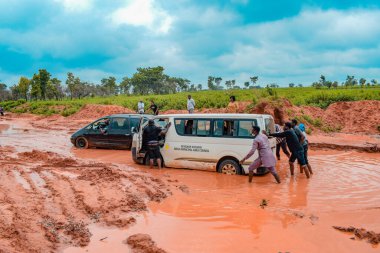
<box><xmin>107</xmin><ymin>117</ymin><xmax>131</xmax><ymax>148</ymax></box>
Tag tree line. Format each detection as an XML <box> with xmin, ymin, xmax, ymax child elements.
<box><xmin>308</xmin><ymin>75</ymin><xmax>378</xmax><ymax>89</ymax></box>
<box><xmin>0</xmin><ymin>66</ymin><xmax>198</xmax><ymax>101</ymax></box>
<box><xmin>1</xmin><ymin>67</ymin><xmax>379</xmax><ymax>102</ymax></box>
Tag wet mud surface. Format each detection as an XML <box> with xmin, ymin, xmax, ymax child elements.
<box><xmin>1</xmin><ymin>114</ymin><xmax>380</xmax><ymax>253</ymax></box>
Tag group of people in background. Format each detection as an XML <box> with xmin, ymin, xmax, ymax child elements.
<box><xmin>137</xmin><ymin>95</ymin><xmax>196</xmax><ymax>115</ymax></box>
<box><xmin>241</xmin><ymin>118</ymin><xmax>313</xmax><ymax>184</ymax></box>
<box><xmin>137</xmin><ymin>94</ymin><xmax>241</xmax><ymax>115</ymax></box>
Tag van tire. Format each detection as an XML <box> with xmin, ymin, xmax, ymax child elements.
<box><xmin>218</xmin><ymin>159</ymin><xmax>241</xmax><ymax>175</ymax></box>
<box><xmin>75</xmin><ymin>137</ymin><xmax>89</xmax><ymax>149</ymax></box>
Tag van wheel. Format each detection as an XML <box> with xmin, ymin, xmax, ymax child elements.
<box><xmin>218</xmin><ymin>159</ymin><xmax>241</xmax><ymax>175</ymax></box>
<box><xmin>75</xmin><ymin>137</ymin><xmax>89</xmax><ymax>149</ymax></box>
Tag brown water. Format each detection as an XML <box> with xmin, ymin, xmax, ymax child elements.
<box><xmin>1</xmin><ymin>117</ymin><xmax>379</xmax><ymax>253</ymax></box>
<box><xmin>66</xmin><ymin>148</ymin><xmax>380</xmax><ymax>253</ymax></box>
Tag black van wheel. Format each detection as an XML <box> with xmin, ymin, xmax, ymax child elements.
<box><xmin>218</xmin><ymin>159</ymin><xmax>241</xmax><ymax>175</ymax></box>
<box><xmin>75</xmin><ymin>137</ymin><xmax>89</xmax><ymax>149</ymax></box>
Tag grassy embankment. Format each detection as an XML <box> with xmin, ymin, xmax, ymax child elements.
<box><xmin>1</xmin><ymin>86</ymin><xmax>380</xmax><ymax>118</ymax></box>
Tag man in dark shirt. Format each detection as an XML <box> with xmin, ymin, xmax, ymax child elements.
<box><xmin>142</xmin><ymin>119</ymin><xmax>171</xmax><ymax>169</ymax></box>
<box><xmin>269</xmin><ymin>122</ymin><xmax>310</xmax><ymax>178</ymax></box>
<box><xmin>291</xmin><ymin>119</ymin><xmax>313</xmax><ymax>175</ymax></box>
<box><xmin>147</xmin><ymin>100</ymin><xmax>159</xmax><ymax>115</ymax></box>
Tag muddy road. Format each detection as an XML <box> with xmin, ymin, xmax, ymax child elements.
<box><xmin>0</xmin><ymin>114</ymin><xmax>380</xmax><ymax>253</ymax></box>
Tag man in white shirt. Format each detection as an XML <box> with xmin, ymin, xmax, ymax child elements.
<box><xmin>187</xmin><ymin>95</ymin><xmax>195</xmax><ymax>114</ymax></box>
<box><xmin>137</xmin><ymin>100</ymin><xmax>145</xmax><ymax>114</ymax></box>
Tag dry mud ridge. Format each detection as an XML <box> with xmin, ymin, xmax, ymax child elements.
<box><xmin>0</xmin><ymin>147</ymin><xmax>171</xmax><ymax>253</ymax></box>
<box><xmin>125</xmin><ymin>233</ymin><xmax>167</xmax><ymax>253</ymax></box>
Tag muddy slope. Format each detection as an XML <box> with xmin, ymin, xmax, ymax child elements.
<box><xmin>0</xmin><ymin>147</ymin><xmax>170</xmax><ymax>252</ymax></box>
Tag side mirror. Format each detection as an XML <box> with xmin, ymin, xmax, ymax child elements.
<box><xmin>131</xmin><ymin>127</ymin><xmax>137</xmax><ymax>133</ymax></box>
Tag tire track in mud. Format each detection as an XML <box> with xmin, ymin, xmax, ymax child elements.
<box><xmin>0</xmin><ymin>148</ymin><xmax>171</xmax><ymax>252</ymax></box>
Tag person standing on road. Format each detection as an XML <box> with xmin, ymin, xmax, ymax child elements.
<box><xmin>240</xmin><ymin>126</ymin><xmax>281</xmax><ymax>184</ymax></box>
<box><xmin>275</xmin><ymin>124</ymin><xmax>290</xmax><ymax>160</ymax></box>
<box><xmin>0</xmin><ymin>106</ymin><xmax>4</xmax><ymax>116</ymax></box>
<box><xmin>147</xmin><ymin>100</ymin><xmax>159</xmax><ymax>115</ymax></box>
<box><xmin>142</xmin><ymin>119</ymin><xmax>171</xmax><ymax>169</ymax></box>
<box><xmin>269</xmin><ymin>122</ymin><xmax>310</xmax><ymax>178</ymax></box>
<box><xmin>137</xmin><ymin>100</ymin><xmax>145</xmax><ymax>114</ymax></box>
<box><xmin>187</xmin><ymin>95</ymin><xmax>195</xmax><ymax>114</ymax></box>
<box><xmin>291</xmin><ymin>119</ymin><xmax>313</xmax><ymax>175</ymax></box>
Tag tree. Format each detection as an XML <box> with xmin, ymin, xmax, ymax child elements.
<box><xmin>225</xmin><ymin>80</ymin><xmax>232</xmax><ymax>89</ymax></box>
<box><xmin>197</xmin><ymin>84</ymin><xmax>202</xmax><ymax>91</ymax></box>
<box><xmin>50</xmin><ymin>78</ymin><xmax>64</xmax><ymax>100</ymax></box>
<box><xmin>244</xmin><ymin>82</ymin><xmax>250</xmax><ymax>89</ymax></box>
<box><xmin>371</xmin><ymin>79</ymin><xmax>377</xmax><ymax>86</ymax></box>
<box><xmin>0</xmin><ymin>83</ymin><xmax>11</xmax><ymax>101</ymax></box>
<box><xmin>66</xmin><ymin>72</ymin><xmax>76</xmax><ymax>99</ymax></box>
<box><xmin>288</xmin><ymin>83</ymin><xmax>295</xmax><ymax>88</ymax></box>
<box><xmin>30</xmin><ymin>74</ymin><xmax>41</xmax><ymax>100</ymax></box>
<box><xmin>18</xmin><ymin>77</ymin><xmax>30</xmax><ymax>100</ymax></box>
<box><xmin>214</xmin><ymin>77</ymin><xmax>222</xmax><ymax>89</ymax></box>
<box><xmin>312</xmin><ymin>81</ymin><xmax>322</xmax><ymax>89</ymax></box>
<box><xmin>207</xmin><ymin>76</ymin><xmax>216</xmax><ymax>90</ymax></box>
<box><xmin>344</xmin><ymin>75</ymin><xmax>357</xmax><ymax>87</ymax></box>
<box><xmin>319</xmin><ymin>75</ymin><xmax>326</xmax><ymax>86</ymax></box>
<box><xmin>359</xmin><ymin>78</ymin><xmax>366</xmax><ymax>87</ymax></box>
<box><xmin>332</xmin><ymin>81</ymin><xmax>338</xmax><ymax>89</ymax></box>
<box><xmin>298</xmin><ymin>84</ymin><xmax>303</xmax><ymax>88</ymax></box>
<box><xmin>38</xmin><ymin>69</ymin><xmax>51</xmax><ymax>100</ymax></box>
<box><xmin>101</xmin><ymin>76</ymin><xmax>117</xmax><ymax>96</ymax></box>
<box><xmin>250</xmin><ymin>76</ymin><xmax>258</xmax><ymax>86</ymax></box>
<box><xmin>119</xmin><ymin>77</ymin><xmax>132</xmax><ymax>94</ymax></box>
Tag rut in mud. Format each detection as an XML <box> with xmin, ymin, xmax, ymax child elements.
<box><xmin>0</xmin><ymin>147</ymin><xmax>170</xmax><ymax>252</ymax></box>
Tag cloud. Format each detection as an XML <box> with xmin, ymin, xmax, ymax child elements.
<box><xmin>109</xmin><ymin>0</ymin><xmax>173</xmax><ymax>34</ymax></box>
<box><xmin>214</xmin><ymin>8</ymin><xmax>380</xmax><ymax>85</ymax></box>
<box><xmin>1</xmin><ymin>1</ymin><xmax>380</xmax><ymax>87</ymax></box>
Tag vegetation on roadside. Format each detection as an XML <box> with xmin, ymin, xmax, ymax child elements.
<box><xmin>1</xmin><ymin>86</ymin><xmax>380</xmax><ymax>117</ymax></box>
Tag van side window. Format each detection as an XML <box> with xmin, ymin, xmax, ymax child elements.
<box><xmin>174</xmin><ymin>119</ymin><xmax>210</xmax><ymax>136</ymax></box>
<box><xmin>175</xmin><ymin>119</ymin><xmax>185</xmax><ymax>135</ymax></box>
<box><xmin>213</xmin><ymin>120</ymin><xmax>236</xmax><ymax>137</ymax></box>
<box><xmin>237</xmin><ymin>120</ymin><xmax>257</xmax><ymax>137</ymax></box>
<box><xmin>196</xmin><ymin>120</ymin><xmax>211</xmax><ymax>136</ymax></box>
<box><xmin>175</xmin><ymin>119</ymin><xmax>196</xmax><ymax>135</ymax></box>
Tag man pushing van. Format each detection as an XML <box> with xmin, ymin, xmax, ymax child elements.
<box><xmin>240</xmin><ymin>126</ymin><xmax>281</xmax><ymax>184</ymax></box>
<box><xmin>142</xmin><ymin>119</ymin><xmax>171</xmax><ymax>169</ymax></box>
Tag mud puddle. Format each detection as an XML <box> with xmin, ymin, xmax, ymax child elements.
<box><xmin>1</xmin><ymin>117</ymin><xmax>380</xmax><ymax>253</ymax></box>
<box><xmin>66</xmin><ymin>149</ymin><xmax>380</xmax><ymax>253</ymax></box>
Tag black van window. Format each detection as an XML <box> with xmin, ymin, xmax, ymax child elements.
<box><xmin>110</xmin><ymin>117</ymin><xmax>128</xmax><ymax>130</ymax></box>
<box><xmin>130</xmin><ymin>117</ymin><xmax>140</xmax><ymax>130</ymax></box>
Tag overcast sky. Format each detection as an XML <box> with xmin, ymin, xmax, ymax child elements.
<box><xmin>1</xmin><ymin>0</ymin><xmax>380</xmax><ymax>87</ymax></box>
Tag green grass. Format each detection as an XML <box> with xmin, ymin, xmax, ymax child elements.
<box><xmin>1</xmin><ymin>86</ymin><xmax>379</xmax><ymax>116</ymax></box>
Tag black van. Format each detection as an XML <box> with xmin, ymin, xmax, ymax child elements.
<box><xmin>70</xmin><ymin>114</ymin><xmax>152</xmax><ymax>149</ymax></box>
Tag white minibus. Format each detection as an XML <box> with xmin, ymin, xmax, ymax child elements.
<box><xmin>131</xmin><ymin>114</ymin><xmax>276</xmax><ymax>175</ymax></box>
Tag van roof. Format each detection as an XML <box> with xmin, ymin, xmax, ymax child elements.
<box><xmin>155</xmin><ymin>113</ymin><xmax>272</xmax><ymax>118</ymax></box>
<box><xmin>109</xmin><ymin>114</ymin><xmax>153</xmax><ymax>117</ymax></box>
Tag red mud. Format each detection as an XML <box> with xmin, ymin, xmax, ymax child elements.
<box><xmin>125</xmin><ymin>234</ymin><xmax>167</xmax><ymax>253</ymax></box>
<box><xmin>1</xmin><ymin>106</ymin><xmax>380</xmax><ymax>253</ymax></box>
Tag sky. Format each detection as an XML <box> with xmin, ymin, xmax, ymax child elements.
<box><xmin>1</xmin><ymin>0</ymin><xmax>380</xmax><ymax>87</ymax></box>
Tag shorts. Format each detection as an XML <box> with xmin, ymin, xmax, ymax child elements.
<box><xmin>289</xmin><ymin>149</ymin><xmax>306</xmax><ymax>166</ymax></box>
<box><xmin>147</xmin><ymin>143</ymin><xmax>161</xmax><ymax>160</ymax></box>
<box><xmin>188</xmin><ymin>109</ymin><xmax>194</xmax><ymax>114</ymax></box>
